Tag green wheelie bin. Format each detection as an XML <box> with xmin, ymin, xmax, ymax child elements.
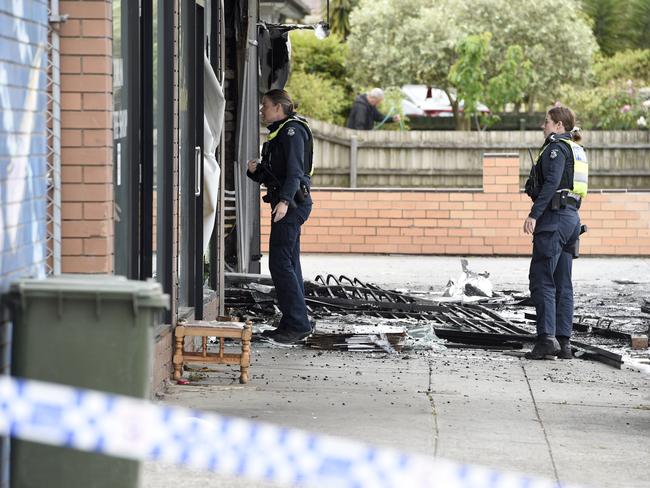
<box><xmin>6</xmin><ymin>274</ymin><xmax>169</xmax><ymax>488</ymax></box>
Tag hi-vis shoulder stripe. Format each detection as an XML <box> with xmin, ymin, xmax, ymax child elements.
<box><xmin>0</xmin><ymin>376</ymin><xmax>586</xmax><ymax>488</ymax></box>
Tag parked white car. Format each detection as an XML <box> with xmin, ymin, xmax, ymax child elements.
<box><xmin>401</xmin><ymin>84</ymin><xmax>489</xmax><ymax>117</ymax></box>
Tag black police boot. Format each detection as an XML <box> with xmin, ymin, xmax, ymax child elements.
<box><xmin>556</xmin><ymin>336</ymin><xmax>573</xmax><ymax>359</ymax></box>
<box><xmin>524</xmin><ymin>335</ymin><xmax>561</xmax><ymax>360</ymax></box>
<box><xmin>266</xmin><ymin>328</ymin><xmax>312</xmax><ymax>347</ymax></box>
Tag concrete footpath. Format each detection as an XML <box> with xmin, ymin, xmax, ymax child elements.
<box><xmin>143</xmin><ymin>256</ymin><xmax>650</xmax><ymax>488</ymax></box>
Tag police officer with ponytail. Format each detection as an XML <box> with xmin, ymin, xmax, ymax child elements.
<box><xmin>523</xmin><ymin>106</ymin><xmax>588</xmax><ymax>360</ymax></box>
<box><xmin>247</xmin><ymin>89</ymin><xmax>313</xmax><ymax>345</ymax></box>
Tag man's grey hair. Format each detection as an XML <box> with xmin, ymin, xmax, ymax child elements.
<box><xmin>367</xmin><ymin>88</ymin><xmax>384</xmax><ymax>99</ymax></box>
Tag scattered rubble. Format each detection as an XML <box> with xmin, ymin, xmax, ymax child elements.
<box><xmin>443</xmin><ymin>259</ymin><xmax>493</xmax><ymax>298</ymax></box>
<box><xmin>223</xmin><ymin>260</ymin><xmax>650</xmax><ymax>370</ymax></box>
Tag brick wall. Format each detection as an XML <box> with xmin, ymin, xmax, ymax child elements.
<box><xmin>59</xmin><ymin>1</ymin><xmax>113</xmax><ymax>272</ymax></box>
<box><xmin>260</xmin><ymin>155</ymin><xmax>650</xmax><ymax>256</ymax></box>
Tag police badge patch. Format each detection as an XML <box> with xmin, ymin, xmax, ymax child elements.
<box><xmin>550</xmin><ymin>149</ymin><xmax>558</xmax><ymax>159</ymax></box>
<box><xmin>287</xmin><ymin>127</ymin><xmax>296</xmax><ymax>136</ymax></box>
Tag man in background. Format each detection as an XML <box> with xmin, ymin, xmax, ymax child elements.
<box><xmin>346</xmin><ymin>88</ymin><xmax>400</xmax><ymax>130</ymax></box>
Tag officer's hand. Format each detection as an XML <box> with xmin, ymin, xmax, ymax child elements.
<box><xmin>523</xmin><ymin>217</ymin><xmax>536</xmax><ymax>235</ymax></box>
<box><xmin>247</xmin><ymin>159</ymin><xmax>258</xmax><ymax>173</ymax></box>
<box><xmin>393</xmin><ymin>114</ymin><xmax>401</xmax><ymax>123</ymax></box>
<box><xmin>272</xmin><ymin>200</ymin><xmax>289</xmax><ymax>222</ymax></box>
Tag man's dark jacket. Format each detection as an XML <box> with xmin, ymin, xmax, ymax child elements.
<box><xmin>346</xmin><ymin>94</ymin><xmax>385</xmax><ymax>130</ymax></box>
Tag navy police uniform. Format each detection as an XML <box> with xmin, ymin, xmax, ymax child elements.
<box><xmin>527</xmin><ymin>133</ymin><xmax>583</xmax><ymax>345</ymax></box>
<box><xmin>247</xmin><ymin>114</ymin><xmax>313</xmax><ymax>335</ymax></box>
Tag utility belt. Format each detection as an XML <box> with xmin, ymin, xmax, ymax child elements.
<box><xmin>262</xmin><ymin>183</ymin><xmax>310</xmax><ymax>205</ymax></box>
<box><xmin>551</xmin><ymin>189</ymin><xmax>581</xmax><ymax>210</ymax></box>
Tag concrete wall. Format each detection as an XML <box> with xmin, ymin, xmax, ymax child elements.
<box><xmin>261</xmin><ymin>155</ymin><xmax>650</xmax><ymax>256</ymax></box>
<box><xmin>59</xmin><ymin>0</ymin><xmax>114</xmax><ymax>273</ymax></box>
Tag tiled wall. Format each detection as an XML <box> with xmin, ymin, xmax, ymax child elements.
<box><xmin>59</xmin><ymin>0</ymin><xmax>113</xmax><ymax>273</ymax></box>
<box><xmin>261</xmin><ymin>155</ymin><xmax>650</xmax><ymax>256</ymax></box>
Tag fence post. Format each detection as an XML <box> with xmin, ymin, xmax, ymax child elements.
<box><xmin>350</xmin><ymin>136</ymin><xmax>358</xmax><ymax>188</ymax></box>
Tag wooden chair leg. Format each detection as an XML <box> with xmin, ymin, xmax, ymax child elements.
<box><xmin>240</xmin><ymin>323</ymin><xmax>252</xmax><ymax>384</ymax></box>
<box><xmin>173</xmin><ymin>333</ymin><xmax>185</xmax><ymax>381</ymax></box>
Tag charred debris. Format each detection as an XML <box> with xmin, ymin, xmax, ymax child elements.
<box><xmin>224</xmin><ymin>265</ymin><xmax>649</xmax><ymax>368</ymax></box>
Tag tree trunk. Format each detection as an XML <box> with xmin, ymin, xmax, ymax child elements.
<box><xmin>527</xmin><ymin>93</ymin><xmax>536</xmax><ymax>115</ymax></box>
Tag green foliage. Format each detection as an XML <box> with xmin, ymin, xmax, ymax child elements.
<box><xmin>628</xmin><ymin>0</ymin><xmax>650</xmax><ymax>49</ymax></box>
<box><xmin>376</xmin><ymin>87</ymin><xmax>407</xmax><ymax>130</ymax></box>
<box><xmin>347</xmin><ymin>0</ymin><xmax>597</xmax><ymax>128</ymax></box>
<box><xmin>563</xmin><ymin>80</ymin><xmax>649</xmax><ymax>129</ymax></box>
<box><xmin>453</xmin><ymin>0</ymin><xmax>597</xmax><ymax>106</ymax></box>
<box><xmin>327</xmin><ymin>0</ymin><xmax>360</xmax><ymax>40</ymax></box>
<box><xmin>448</xmin><ymin>33</ymin><xmax>490</xmax><ymax>124</ymax></box>
<box><xmin>580</xmin><ymin>0</ymin><xmax>629</xmax><ymax>55</ymax></box>
<box><xmin>286</xmin><ymin>30</ymin><xmax>352</xmax><ymax>124</ymax></box>
<box><xmin>289</xmin><ymin>30</ymin><xmax>348</xmax><ymax>80</ymax></box>
<box><xmin>486</xmin><ymin>45</ymin><xmax>532</xmax><ymax>112</ymax></box>
<box><xmin>285</xmin><ymin>71</ymin><xmax>348</xmax><ymax>125</ymax></box>
<box><xmin>347</xmin><ymin>0</ymin><xmax>439</xmax><ymax>89</ymax></box>
<box><xmin>594</xmin><ymin>49</ymin><xmax>650</xmax><ymax>84</ymax></box>
<box><xmin>581</xmin><ymin>0</ymin><xmax>650</xmax><ymax>52</ymax></box>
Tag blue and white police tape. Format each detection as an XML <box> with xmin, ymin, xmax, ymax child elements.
<box><xmin>0</xmin><ymin>376</ymin><xmax>583</xmax><ymax>488</ymax></box>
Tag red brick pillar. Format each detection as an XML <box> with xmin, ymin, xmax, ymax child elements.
<box><xmin>59</xmin><ymin>1</ymin><xmax>113</xmax><ymax>273</ymax></box>
<box><xmin>482</xmin><ymin>153</ymin><xmax>520</xmax><ymax>194</ymax></box>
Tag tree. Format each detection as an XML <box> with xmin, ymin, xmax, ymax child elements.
<box><xmin>486</xmin><ymin>45</ymin><xmax>532</xmax><ymax>114</ymax></box>
<box><xmin>285</xmin><ymin>30</ymin><xmax>352</xmax><ymax>124</ymax></box>
<box><xmin>347</xmin><ymin>0</ymin><xmax>596</xmax><ymax>106</ymax></box>
<box><xmin>347</xmin><ymin>0</ymin><xmax>596</xmax><ymax>128</ymax></box>
<box><xmin>452</xmin><ymin>0</ymin><xmax>597</xmax><ymax>110</ymax></box>
<box><xmin>448</xmin><ymin>33</ymin><xmax>490</xmax><ymax>129</ymax></box>
<box><xmin>580</xmin><ymin>0</ymin><xmax>630</xmax><ymax>55</ymax></box>
<box><xmin>628</xmin><ymin>0</ymin><xmax>650</xmax><ymax>49</ymax></box>
<box><xmin>326</xmin><ymin>0</ymin><xmax>359</xmax><ymax>40</ymax></box>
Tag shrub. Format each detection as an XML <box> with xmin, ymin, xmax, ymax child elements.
<box><xmin>563</xmin><ymin>80</ymin><xmax>649</xmax><ymax>130</ymax></box>
<box><xmin>287</xmin><ymin>30</ymin><xmax>353</xmax><ymax>125</ymax></box>
<box><xmin>289</xmin><ymin>30</ymin><xmax>348</xmax><ymax>80</ymax></box>
<box><xmin>285</xmin><ymin>71</ymin><xmax>348</xmax><ymax>125</ymax></box>
<box><xmin>594</xmin><ymin>49</ymin><xmax>650</xmax><ymax>84</ymax></box>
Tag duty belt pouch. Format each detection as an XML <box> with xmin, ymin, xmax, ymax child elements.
<box><xmin>293</xmin><ymin>183</ymin><xmax>309</xmax><ymax>204</ymax></box>
<box><xmin>263</xmin><ymin>185</ymin><xmax>279</xmax><ymax>204</ymax></box>
<box><xmin>572</xmin><ymin>238</ymin><xmax>580</xmax><ymax>259</ymax></box>
<box><xmin>551</xmin><ymin>192</ymin><xmax>567</xmax><ymax>210</ymax></box>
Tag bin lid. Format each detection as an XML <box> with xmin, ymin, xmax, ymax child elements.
<box><xmin>9</xmin><ymin>274</ymin><xmax>169</xmax><ymax>310</ymax></box>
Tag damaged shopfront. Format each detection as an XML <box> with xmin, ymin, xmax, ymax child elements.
<box><xmin>112</xmin><ymin>0</ymin><xmax>309</xmax><ymax>387</ymax></box>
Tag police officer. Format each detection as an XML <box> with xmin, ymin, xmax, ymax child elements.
<box><xmin>247</xmin><ymin>89</ymin><xmax>313</xmax><ymax>345</ymax></box>
<box><xmin>523</xmin><ymin>106</ymin><xmax>588</xmax><ymax>360</ymax></box>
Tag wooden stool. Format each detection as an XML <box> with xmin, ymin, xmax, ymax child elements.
<box><xmin>173</xmin><ymin>319</ymin><xmax>252</xmax><ymax>384</ymax></box>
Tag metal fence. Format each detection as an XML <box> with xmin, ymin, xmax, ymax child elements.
<box><xmin>309</xmin><ymin>119</ymin><xmax>650</xmax><ymax>190</ymax></box>
<box><xmin>46</xmin><ymin>1</ymin><xmax>64</xmax><ymax>276</ymax></box>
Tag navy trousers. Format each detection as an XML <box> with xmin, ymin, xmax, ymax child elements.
<box><xmin>268</xmin><ymin>202</ymin><xmax>311</xmax><ymax>333</ymax></box>
<box><xmin>529</xmin><ymin>207</ymin><xmax>581</xmax><ymax>337</ymax></box>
